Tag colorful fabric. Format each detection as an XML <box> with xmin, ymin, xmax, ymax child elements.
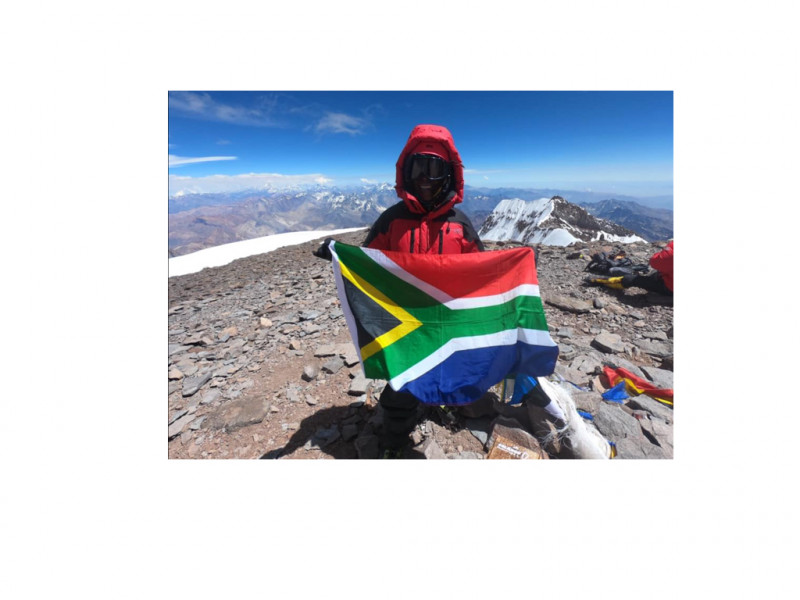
<box><xmin>601</xmin><ymin>381</ymin><xmax>629</xmax><ymax>402</ymax></box>
<box><xmin>602</xmin><ymin>366</ymin><xmax>673</xmax><ymax>407</ymax></box>
<box><xmin>329</xmin><ymin>241</ymin><xmax>559</xmax><ymax>405</ymax></box>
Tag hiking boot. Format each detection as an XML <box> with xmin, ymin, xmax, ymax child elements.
<box><xmin>380</xmin><ymin>447</ymin><xmax>405</xmax><ymax>459</ymax></box>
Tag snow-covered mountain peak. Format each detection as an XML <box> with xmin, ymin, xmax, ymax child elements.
<box><xmin>479</xmin><ymin>196</ymin><xmax>645</xmax><ymax>247</ymax></box>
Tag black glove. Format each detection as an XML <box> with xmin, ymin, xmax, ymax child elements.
<box><xmin>312</xmin><ymin>238</ymin><xmax>333</xmax><ymax>261</ymax></box>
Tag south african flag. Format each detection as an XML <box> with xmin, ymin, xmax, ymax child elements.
<box><xmin>327</xmin><ymin>241</ymin><xmax>559</xmax><ymax>405</ymax></box>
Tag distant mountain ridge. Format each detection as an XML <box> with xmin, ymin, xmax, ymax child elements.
<box><xmin>168</xmin><ymin>183</ymin><xmax>671</xmax><ymax>256</ymax></box>
<box><xmin>577</xmin><ymin>199</ymin><xmax>673</xmax><ymax>242</ymax></box>
<box><xmin>479</xmin><ymin>196</ymin><xmax>646</xmax><ymax>246</ymax></box>
<box><xmin>169</xmin><ymin>184</ymin><xmax>395</xmax><ymax>257</ymax></box>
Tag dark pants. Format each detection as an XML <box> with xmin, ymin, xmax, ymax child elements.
<box><xmin>622</xmin><ymin>272</ymin><xmax>672</xmax><ymax>295</ymax></box>
<box><xmin>379</xmin><ymin>386</ymin><xmax>420</xmax><ymax>449</ymax></box>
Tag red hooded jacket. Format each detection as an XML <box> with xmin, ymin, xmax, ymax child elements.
<box><xmin>649</xmin><ymin>240</ymin><xmax>673</xmax><ymax>291</ymax></box>
<box><xmin>363</xmin><ymin>124</ymin><xmax>484</xmax><ymax>254</ymax></box>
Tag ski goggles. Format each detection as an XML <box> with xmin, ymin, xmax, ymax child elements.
<box><xmin>406</xmin><ymin>153</ymin><xmax>451</xmax><ymax>181</ymax></box>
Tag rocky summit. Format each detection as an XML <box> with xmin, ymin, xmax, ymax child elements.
<box><xmin>168</xmin><ymin>229</ymin><xmax>674</xmax><ymax>459</ymax></box>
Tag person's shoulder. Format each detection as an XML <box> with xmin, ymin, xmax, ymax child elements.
<box><xmin>446</xmin><ymin>207</ymin><xmax>477</xmax><ymax>227</ymax></box>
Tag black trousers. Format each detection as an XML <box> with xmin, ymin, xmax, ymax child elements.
<box><xmin>622</xmin><ymin>272</ymin><xmax>672</xmax><ymax>296</ymax></box>
<box><xmin>379</xmin><ymin>386</ymin><xmax>420</xmax><ymax>449</ymax></box>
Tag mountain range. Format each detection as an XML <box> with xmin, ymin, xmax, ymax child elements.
<box><xmin>577</xmin><ymin>199</ymin><xmax>673</xmax><ymax>242</ymax></box>
<box><xmin>168</xmin><ymin>183</ymin><xmax>672</xmax><ymax>257</ymax></box>
<box><xmin>479</xmin><ymin>196</ymin><xmax>646</xmax><ymax>246</ymax></box>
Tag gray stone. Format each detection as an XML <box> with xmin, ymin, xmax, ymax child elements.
<box><xmin>302</xmin><ymin>364</ymin><xmax>319</xmax><ymax>381</ymax></box>
<box><xmin>626</xmin><ymin>394</ymin><xmax>673</xmax><ymax>424</ymax></box>
<box><xmin>349</xmin><ymin>395</ymin><xmax>366</xmax><ymax>407</ymax></box>
<box><xmin>286</xmin><ymin>386</ymin><xmax>302</xmax><ymax>403</ymax></box>
<box><xmin>342</xmin><ymin>349</ymin><xmax>360</xmax><ymax>367</ymax></box>
<box><xmin>545</xmin><ymin>295</ymin><xmax>593</xmax><ymax>314</ymax></box>
<box><xmin>591</xmin><ymin>331</ymin><xmax>625</xmax><ymax>354</ymax></box>
<box><xmin>639</xmin><ymin>366</ymin><xmax>674</xmax><ymax>390</ymax></box>
<box><xmin>168</xmin><ymin>414</ymin><xmax>195</xmax><ymax>439</ymax></box>
<box><xmin>182</xmin><ymin>371</ymin><xmax>213</xmax><ymax>397</ymax></box>
<box><xmin>322</xmin><ymin>357</ymin><xmax>344</xmax><ymax>374</ymax></box>
<box><xmin>448</xmin><ymin>452</ymin><xmax>484</xmax><ymax>460</ymax></box>
<box><xmin>592</xmin><ymin>403</ymin><xmax>643</xmax><ymax>441</ymax></box>
<box><xmin>314</xmin><ymin>344</ymin><xmax>337</xmax><ymax>357</ymax></box>
<box><xmin>205</xmin><ymin>396</ymin><xmax>271</xmax><ymax>431</ymax></box>
<box><xmin>570</xmin><ymin>354</ymin><xmax>602</xmax><ymax>374</ymax></box>
<box><xmin>571</xmin><ymin>390</ymin><xmax>603</xmax><ymax>416</ymax></box>
<box><xmin>348</xmin><ymin>375</ymin><xmax>370</xmax><ymax>395</ymax></box>
<box><xmin>558</xmin><ymin>344</ymin><xmax>577</xmax><ymax>361</ymax></box>
<box><xmin>299</xmin><ymin>310</ymin><xmax>322</xmax><ymax>321</ymax></box>
<box><xmin>421</xmin><ymin>438</ymin><xmax>447</xmax><ymax>459</ymax></box>
<box><xmin>189</xmin><ymin>416</ymin><xmax>206</xmax><ymax>430</ymax></box>
<box><xmin>615</xmin><ymin>437</ymin><xmax>668</xmax><ymax>459</ymax></box>
<box><xmin>168</xmin><ymin>409</ymin><xmax>188</xmax><ymax>425</ymax></box>
<box><xmin>643</xmin><ymin>330</ymin><xmax>668</xmax><ymax>341</ymax></box>
<box><xmin>632</xmin><ymin>338</ymin><xmax>672</xmax><ymax>358</ymax></box>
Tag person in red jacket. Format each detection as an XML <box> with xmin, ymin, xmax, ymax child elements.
<box><xmin>647</xmin><ymin>240</ymin><xmax>673</xmax><ymax>292</ymax></box>
<box><xmin>364</xmin><ymin>124</ymin><xmax>485</xmax><ymax>457</ymax></box>
<box><xmin>362</xmin><ymin>124</ymin><xmax>484</xmax><ymax>254</ymax></box>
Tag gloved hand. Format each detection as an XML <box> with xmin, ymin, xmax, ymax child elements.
<box><xmin>312</xmin><ymin>238</ymin><xmax>333</xmax><ymax>261</ymax></box>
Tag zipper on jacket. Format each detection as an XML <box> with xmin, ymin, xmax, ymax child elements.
<box><xmin>409</xmin><ymin>229</ymin><xmax>415</xmax><ymax>253</ymax></box>
<box><xmin>438</xmin><ymin>229</ymin><xmax>444</xmax><ymax>254</ymax></box>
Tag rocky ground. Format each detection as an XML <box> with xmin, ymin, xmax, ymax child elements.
<box><xmin>168</xmin><ymin>229</ymin><xmax>674</xmax><ymax>459</ymax></box>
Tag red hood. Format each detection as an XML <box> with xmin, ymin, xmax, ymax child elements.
<box><xmin>395</xmin><ymin>124</ymin><xmax>464</xmax><ymax>217</ymax></box>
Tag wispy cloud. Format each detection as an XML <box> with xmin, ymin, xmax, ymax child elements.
<box><xmin>169</xmin><ymin>172</ymin><xmax>333</xmax><ymax>195</ymax></box>
<box><xmin>169</xmin><ymin>154</ymin><xmax>237</xmax><ymax>167</ymax></box>
<box><xmin>313</xmin><ymin>111</ymin><xmax>370</xmax><ymax>135</ymax></box>
<box><xmin>168</xmin><ymin>92</ymin><xmax>281</xmax><ymax>127</ymax></box>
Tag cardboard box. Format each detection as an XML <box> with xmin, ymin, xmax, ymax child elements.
<box><xmin>487</xmin><ymin>434</ymin><xmax>544</xmax><ymax>459</ymax></box>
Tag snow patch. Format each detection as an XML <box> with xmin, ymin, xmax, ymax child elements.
<box><xmin>168</xmin><ymin>227</ymin><xmax>366</xmax><ymax>278</ymax></box>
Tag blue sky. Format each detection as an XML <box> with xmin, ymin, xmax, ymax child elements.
<box><xmin>168</xmin><ymin>91</ymin><xmax>673</xmax><ymax>198</ymax></box>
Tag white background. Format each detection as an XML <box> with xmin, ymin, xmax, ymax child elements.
<box><xmin>2</xmin><ymin>2</ymin><xmax>797</xmax><ymax>599</ymax></box>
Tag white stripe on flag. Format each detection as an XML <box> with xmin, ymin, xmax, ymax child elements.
<box><xmin>363</xmin><ymin>248</ymin><xmax>540</xmax><ymax>308</ymax></box>
<box><xmin>442</xmin><ymin>284</ymin><xmax>540</xmax><ymax>309</ymax></box>
<box><xmin>388</xmin><ymin>328</ymin><xmax>557</xmax><ymax>391</ymax></box>
<box><xmin>364</xmin><ymin>247</ymin><xmax>455</xmax><ymax>303</ymax></box>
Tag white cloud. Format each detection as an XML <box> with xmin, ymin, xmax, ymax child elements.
<box><xmin>360</xmin><ymin>178</ymin><xmax>377</xmax><ymax>184</ymax></box>
<box><xmin>168</xmin><ymin>154</ymin><xmax>237</xmax><ymax>167</ymax></box>
<box><xmin>168</xmin><ymin>92</ymin><xmax>280</xmax><ymax>127</ymax></box>
<box><xmin>313</xmin><ymin>112</ymin><xmax>369</xmax><ymax>135</ymax></box>
<box><xmin>169</xmin><ymin>172</ymin><xmax>333</xmax><ymax>195</ymax></box>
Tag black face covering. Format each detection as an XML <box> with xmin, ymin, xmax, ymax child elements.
<box><xmin>404</xmin><ymin>154</ymin><xmax>453</xmax><ymax>211</ymax></box>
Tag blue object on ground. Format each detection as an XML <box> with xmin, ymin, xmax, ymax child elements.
<box><xmin>601</xmin><ymin>381</ymin><xmax>629</xmax><ymax>402</ymax></box>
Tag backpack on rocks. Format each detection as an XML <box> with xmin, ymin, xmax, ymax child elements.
<box><xmin>585</xmin><ymin>251</ymin><xmax>649</xmax><ymax>277</ymax></box>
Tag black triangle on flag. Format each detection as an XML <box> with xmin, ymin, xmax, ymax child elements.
<box><xmin>341</xmin><ymin>277</ymin><xmax>402</xmax><ymax>351</ymax></box>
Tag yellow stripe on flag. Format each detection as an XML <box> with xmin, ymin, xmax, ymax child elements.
<box><xmin>338</xmin><ymin>260</ymin><xmax>422</xmax><ymax>361</ymax></box>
